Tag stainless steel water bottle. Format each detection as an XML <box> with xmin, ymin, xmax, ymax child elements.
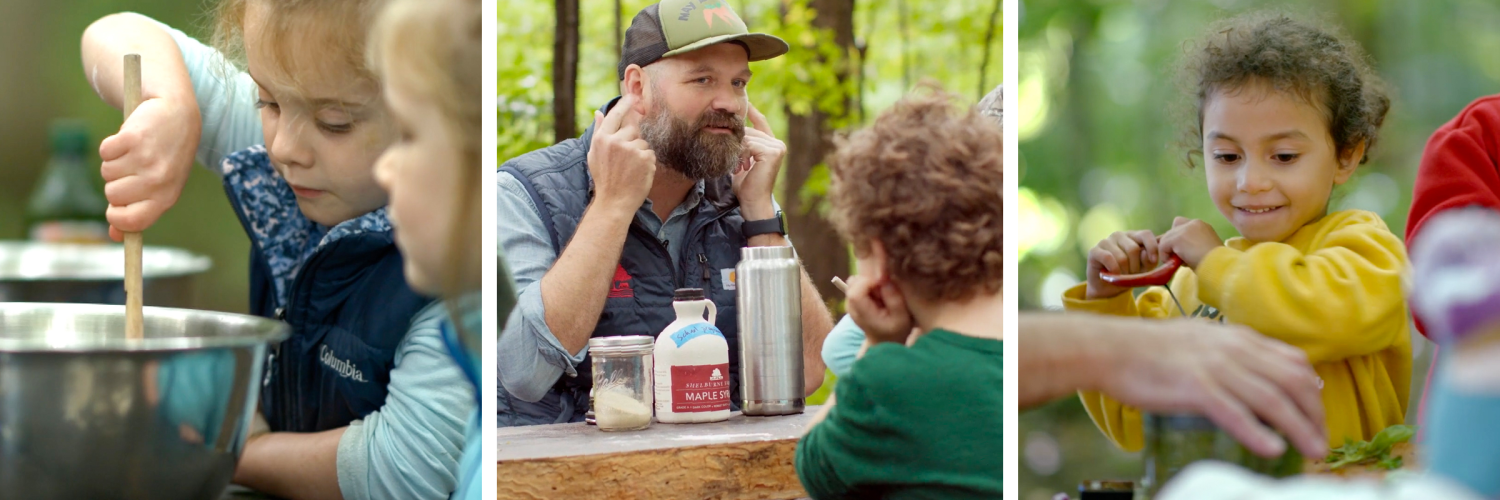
<box><xmin>735</xmin><ymin>245</ymin><xmax>804</xmax><ymax>415</ymax></box>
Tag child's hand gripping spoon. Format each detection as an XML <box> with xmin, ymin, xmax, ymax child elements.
<box><xmin>122</xmin><ymin>54</ymin><xmax>144</xmax><ymax>340</ymax></box>
<box><xmin>1099</xmin><ymin>254</ymin><xmax>1188</xmax><ymax>317</ymax></box>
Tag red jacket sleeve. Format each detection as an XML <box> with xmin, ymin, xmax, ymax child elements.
<box><xmin>1405</xmin><ymin>95</ymin><xmax>1500</xmax><ymax>338</ymax></box>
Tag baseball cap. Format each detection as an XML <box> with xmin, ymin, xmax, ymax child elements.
<box><xmin>618</xmin><ymin>0</ymin><xmax>790</xmax><ymax>80</ymax></box>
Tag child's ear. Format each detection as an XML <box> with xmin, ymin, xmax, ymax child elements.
<box><xmin>1334</xmin><ymin>140</ymin><xmax>1366</xmax><ymax>185</ymax></box>
<box><xmin>858</xmin><ymin>239</ymin><xmax>891</xmax><ymax>283</ymax></box>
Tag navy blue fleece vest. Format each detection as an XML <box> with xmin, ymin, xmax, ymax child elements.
<box><xmin>223</xmin><ymin>160</ymin><xmax>430</xmax><ymax>434</ymax></box>
<box><xmin>500</xmin><ymin>97</ymin><xmax>749</xmax><ymax>416</ymax></box>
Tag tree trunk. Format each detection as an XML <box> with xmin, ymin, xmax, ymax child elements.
<box><xmin>898</xmin><ymin>0</ymin><xmax>910</xmax><ymax>90</ymax></box>
<box><xmin>614</xmin><ymin>0</ymin><xmax>623</xmax><ymax>61</ymax></box>
<box><xmin>553</xmin><ymin>0</ymin><xmax>580</xmax><ymax>143</ymax></box>
<box><xmin>783</xmin><ymin>0</ymin><xmax>856</xmax><ymax>305</ymax></box>
<box><xmin>978</xmin><ymin>0</ymin><xmax>1002</xmax><ymax>100</ymax></box>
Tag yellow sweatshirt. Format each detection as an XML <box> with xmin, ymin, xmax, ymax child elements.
<box><xmin>1063</xmin><ymin>209</ymin><xmax>1411</xmax><ymax>451</ymax></box>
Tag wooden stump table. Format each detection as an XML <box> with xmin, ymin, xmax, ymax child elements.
<box><xmin>497</xmin><ymin>408</ymin><xmax>818</xmax><ymax>499</ymax></box>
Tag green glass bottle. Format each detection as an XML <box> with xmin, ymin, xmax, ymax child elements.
<box><xmin>25</xmin><ymin>120</ymin><xmax>110</xmax><ymax>244</ymax></box>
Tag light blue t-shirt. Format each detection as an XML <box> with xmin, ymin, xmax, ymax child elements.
<box><xmin>821</xmin><ymin>314</ymin><xmax>867</xmax><ymax>378</ymax></box>
<box><xmin>158</xmin><ymin>18</ymin><xmax>471</xmax><ymax>500</ymax></box>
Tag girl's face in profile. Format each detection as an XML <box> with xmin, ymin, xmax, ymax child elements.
<box><xmin>373</xmin><ymin>76</ymin><xmax>466</xmax><ymax>295</ymax></box>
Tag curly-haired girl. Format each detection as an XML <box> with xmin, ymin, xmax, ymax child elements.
<box><xmin>1064</xmin><ymin>12</ymin><xmax>1411</xmax><ymax>453</ymax></box>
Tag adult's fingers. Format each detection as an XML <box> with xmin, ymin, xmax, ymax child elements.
<box><xmin>1235</xmin><ymin>335</ymin><xmax>1327</xmax><ymax>451</ymax></box>
<box><xmin>747</xmin><ymin>103</ymin><xmax>772</xmax><ymax>135</ymax></box>
<box><xmin>599</xmin><ymin>93</ymin><xmax>639</xmax><ymax>135</ymax></box>
<box><xmin>1218</xmin><ymin>360</ymin><xmax>1324</xmax><ymax>458</ymax></box>
<box><xmin>1199</xmin><ymin>384</ymin><xmax>1285</xmax><ymax>458</ymax></box>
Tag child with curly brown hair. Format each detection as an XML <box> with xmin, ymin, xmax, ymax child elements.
<box><xmin>794</xmin><ymin>83</ymin><xmax>1003</xmax><ymax>499</ymax></box>
<box><xmin>1065</xmin><ymin>12</ymin><xmax>1410</xmax><ymax>454</ymax></box>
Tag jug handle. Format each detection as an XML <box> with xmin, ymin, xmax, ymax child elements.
<box><xmin>704</xmin><ymin>300</ymin><xmax>717</xmax><ymax>325</ymax></box>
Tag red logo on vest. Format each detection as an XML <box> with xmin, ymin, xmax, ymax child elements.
<box><xmin>609</xmin><ymin>264</ymin><xmax>634</xmax><ymax>298</ymax></box>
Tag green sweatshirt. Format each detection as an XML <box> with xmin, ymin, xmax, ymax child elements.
<box><xmin>796</xmin><ymin>329</ymin><xmax>1003</xmax><ymax>499</ymax></box>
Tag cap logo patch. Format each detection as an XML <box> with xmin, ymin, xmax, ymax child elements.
<box><xmin>702</xmin><ymin>1</ymin><xmax>734</xmax><ymax>27</ymax></box>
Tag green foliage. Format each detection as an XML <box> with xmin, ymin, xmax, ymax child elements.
<box><xmin>1324</xmin><ymin>424</ymin><xmax>1415</xmax><ymax>470</ymax></box>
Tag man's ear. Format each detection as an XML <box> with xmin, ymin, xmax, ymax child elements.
<box><xmin>1334</xmin><ymin>140</ymin><xmax>1366</xmax><ymax>185</ymax></box>
<box><xmin>621</xmin><ymin>64</ymin><xmax>648</xmax><ymax>108</ymax></box>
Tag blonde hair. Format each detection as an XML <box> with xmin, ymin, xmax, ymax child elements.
<box><xmin>369</xmin><ymin>0</ymin><xmax>482</xmax><ymax>299</ymax></box>
<box><xmin>211</xmin><ymin>0</ymin><xmax>384</xmax><ymax>100</ymax></box>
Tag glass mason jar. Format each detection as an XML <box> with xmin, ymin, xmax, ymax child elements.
<box><xmin>1140</xmin><ymin>414</ymin><xmax>1302</xmax><ymax>498</ymax></box>
<box><xmin>588</xmin><ymin>336</ymin><xmax>655</xmax><ymax>432</ymax></box>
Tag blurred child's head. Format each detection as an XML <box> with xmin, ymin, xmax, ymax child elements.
<box><xmin>369</xmin><ymin>0</ymin><xmax>481</xmax><ymax>299</ymax></box>
<box><xmin>213</xmin><ymin>0</ymin><xmax>395</xmax><ymax>227</ymax></box>
<box><xmin>1182</xmin><ymin>13</ymin><xmax>1390</xmax><ymax>243</ymax></box>
<box><xmin>828</xmin><ymin>82</ymin><xmax>1003</xmax><ymax>308</ymax></box>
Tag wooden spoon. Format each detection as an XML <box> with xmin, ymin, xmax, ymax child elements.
<box><xmin>122</xmin><ymin>54</ymin><xmax>143</xmax><ymax>340</ymax></box>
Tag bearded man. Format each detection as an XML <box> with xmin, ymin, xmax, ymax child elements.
<box><xmin>496</xmin><ymin>0</ymin><xmax>834</xmax><ymax>426</ymax></box>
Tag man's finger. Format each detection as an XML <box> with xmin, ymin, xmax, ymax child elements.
<box><xmin>1219</xmin><ymin>362</ymin><xmax>1324</xmax><ymax>459</ymax></box>
<box><xmin>599</xmin><ymin>94</ymin><xmax>638</xmax><ymax>135</ymax></box>
<box><xmin>1238</xmin><ymin>336</ymin><xmax>1327</xmax><ymax>446</ymax></box>
<box><xmin>619</xmin><ymin>98</ymin><xmax>645</xmax><ymax>132</ymax></box>
<box><xmin>747</xmin><ymin>103</ymin><xmax>772</xmax><ymax>135</ymax></box>
<box><xmin>1200</xmin><ymin>387</ymin><xmax>1285</xmax><ymax>458</ymax></box>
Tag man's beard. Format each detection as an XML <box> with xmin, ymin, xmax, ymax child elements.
<box><xmin>640</xmin><ymin>100</ymin><xmax>744</xmax><ymax>181</ymax></box>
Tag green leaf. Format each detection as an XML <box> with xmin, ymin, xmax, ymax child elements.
<box><xmin>1377</xmin><ymin>454</ymin><xmax>1403</xmax><ymax>470</ymax></box>
<box><xmin>1369</xmin><ymin>424</ymin><xmax>1416</xmax><ymax>452</ymax></box>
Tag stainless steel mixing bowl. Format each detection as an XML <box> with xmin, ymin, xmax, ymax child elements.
<box><xmin>0</xmin><ymin>242</ymin><xmax>212</xmax><ymax>307</ymax></box>
<box><xmin>0</xmin><ymin>302</ymin><xmax>287</xmax><ymax>499</ymax></box>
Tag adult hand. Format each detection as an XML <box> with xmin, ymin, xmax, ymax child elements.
<box><xmin>1157</xmin><ymin>217</ymin><xmax>1223</xmax><ymax>268</ymax></box>
<box><xmin>733</xmin><ymin>103</ymin><xmax>785</xmax><ymax>221</ymax></box>
<box><xmin>844</xmin><ymin>273</ymin><xmax>915</xmax><ymax>346</ymax></box>
<box><xmin>586</xmin><ymin>94</ymin><xmax>655</xmax><ymax>213</ymax></box>
<box><xmin>1101</xmin><ymin>318</ymin><xmax>1327</xmax><ymax>459</ymax></box>
<box><xmin>99</xmin><ymin>96</ymin><xmax>200</xmax><ymax>242</ymax></box>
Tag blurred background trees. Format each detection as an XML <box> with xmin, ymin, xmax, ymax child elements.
<box><xmin>0</xmin><ymin>1</ymin><xmax>248</xmax><ymax>313</ymax></box>
<box><xmin>499</xmin><ymin>0</ymin><xmax>1003</xmax><ymax>403</ymax></box>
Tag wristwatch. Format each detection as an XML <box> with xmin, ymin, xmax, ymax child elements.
<box><xmin>742</xmin><ymin>210</ymin><xmax>786</xmax><ymax>238</ymax></box>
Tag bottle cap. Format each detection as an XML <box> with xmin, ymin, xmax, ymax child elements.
<box><xmin>49</xmin><ymin>120</ymin><xmax>90</xmax><ymax>155</ymax></box>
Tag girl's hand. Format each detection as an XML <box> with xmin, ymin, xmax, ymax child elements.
<box><xmin>99</xmin><ymin>95</ymin><xmax>200</xmax><ymax>242</ymax></box>
<box><xmin>1158</xmin><ymin>217</ymin><xmax>1223</xmax><ymax>268</ymax></box>
<box><xmin>1086</xmin><ymin>230</ymin><xmax>1161</xmax><ymax>299</ymax></box>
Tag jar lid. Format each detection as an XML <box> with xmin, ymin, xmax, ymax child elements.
<box><xmin>589</xmin><ymin>335</ymin><xmax>654</xmax><ymax>355</ymax></box>
<box><xmin>674</xmin><ymin>288</ymin><xmax>705</xmax><ymax>301</ymax></box>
